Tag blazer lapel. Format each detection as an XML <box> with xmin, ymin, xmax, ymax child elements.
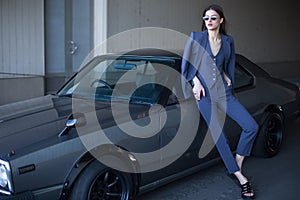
<box><xmin>221</xmin><ymin>34</ymin><xmax>230</xmax><ymax>63</ymax></box>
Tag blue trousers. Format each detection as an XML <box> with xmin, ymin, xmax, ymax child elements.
<box><xmin>197</xmin><ymin>88</ymin><xmax>259</xmax><ymax>174</ymax></box>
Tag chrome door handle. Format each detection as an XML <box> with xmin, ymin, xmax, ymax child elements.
<box><xmin>69</xmin><ymin>40</ymin><xmax>78</xmax><ymax>55</ymax></box>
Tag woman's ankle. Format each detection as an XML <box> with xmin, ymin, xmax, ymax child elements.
<box><xmin>235</xmin><ymin>154</ymin><xmax>245</xmax><ymax>171</ymax></box>
<box><xmin>233</xmin><ymin>171</ymin><xmax>248</xmax><ymax>185</ymax></box>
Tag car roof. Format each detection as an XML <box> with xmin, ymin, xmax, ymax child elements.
<box><xmin>107</xmin><ymin>48</ymin><xmax>249</xmax><ymax>61</ymax></box>
<box><xmin>95</xmin><ymin>48</ymin><xmax>270</xmax><ymax>77</ymax></box>
<box><xmin>107</xmin><ymin>48</ymin><xmax>183</xmax><ymax>60</ymax></box>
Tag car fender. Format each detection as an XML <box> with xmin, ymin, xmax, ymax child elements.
<box><xmin>261</xmin><ymin>104</ymin><xmax>284</xmax><ymax>124</ymax></box>
<box><xmin>60</xmin><ymin>144</ymin><xmax>140</xmax><ymax>199</ymax></box>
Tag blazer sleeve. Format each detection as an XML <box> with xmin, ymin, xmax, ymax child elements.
<box><xmin>182</xmin><ymin>32</ymin><xmax>197</xmax><ymax>82</ymax></box>
<box><xmin>181</xmin><ymin>32</ymin><xmax>198</xmax><ymax>99</ymax></box>
<box><xmin>226</xmin><ymin>36</ymin><xmax>236</xmax><ymax>87</ymax></box>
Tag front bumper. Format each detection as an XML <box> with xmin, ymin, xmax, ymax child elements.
<box><xmin>0</xmin><ymin>191</ymin><xmax>34</xmax><ymax>200</ymax></box>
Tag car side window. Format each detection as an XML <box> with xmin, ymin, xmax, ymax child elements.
<box><xmin>234</xmin><ymin>64</ymin><xmax>254</xmax><ymax>89</ymax></box>
<box><xmin>166</xmin><ymin>76</ymin><xmax>183</xmax><ymax>106</ymax></box>
<box><xmin>166</xmin><ymin>90</ymin><xmax>179</xmax><ymax>105</ymax></box>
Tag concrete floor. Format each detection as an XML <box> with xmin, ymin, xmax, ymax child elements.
<box><xmin>137</xmin><ymin>118</ymin><xmax>300</xmax><ymax>200</ymax></box>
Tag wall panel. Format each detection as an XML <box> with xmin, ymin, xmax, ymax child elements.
<box><xmin>0</xmin><ymin>0</ymin><xmax>44</xmax><ymax>77</ymax></box>
<box><xmin>107</xmin><ymin>0</ymin><xmax>300</xmax><ymax>64</ymax></box>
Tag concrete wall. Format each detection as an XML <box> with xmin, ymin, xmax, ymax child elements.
<box><xmin>0</xmin><ymin>0</ymin><xmax>45</xmax><ymax>105</ymax></box>
<box><xmin>0</xmin><ymin>77</ymin><xmax>44</xmax><ymax>105</ymax></box>
<box><xmin>107</xmin><ymin>0</ymin><xmax>300</xmax><ymax>74</ymax></box>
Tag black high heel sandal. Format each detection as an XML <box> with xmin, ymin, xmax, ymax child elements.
<box><xmin>225</xmin><ymin>171</ymin><xmax>255</xmax><ymax>199</ymax></box>
<box><xmin>241</xmin><ymin>181</ymin><xmax>255</xmax><ymax>199</ymax></box>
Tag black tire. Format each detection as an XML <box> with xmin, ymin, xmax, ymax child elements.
<box><xmin>252</xmin><ymin>112</ymin><xmax>283</xmax><ymax>157</ymax></box>
<box><xmin>70</xmin><ymin>161</ymin><xmax>133</xmax><ymax>200</ymax></box>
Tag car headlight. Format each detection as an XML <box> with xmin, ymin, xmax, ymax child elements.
<box><xmin>0</xmin><ymin>159</ymin><xmax>13</xmax><ymax>195</ymax></box>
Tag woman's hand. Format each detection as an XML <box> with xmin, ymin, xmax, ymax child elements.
<box><xmin>193</xmin><ymin>76</ymin><xmax>205</xmax><ymax>100</ymax></box>
<box><xmin>224</xmin><ymin>73</ymin><xmax>232</xmax><ymax>87</ymax></box>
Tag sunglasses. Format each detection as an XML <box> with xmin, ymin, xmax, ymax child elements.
<box><xmin>203</xmin><ymin>15</ymin><xmax>218</xmax><ymax>21</ymax></box>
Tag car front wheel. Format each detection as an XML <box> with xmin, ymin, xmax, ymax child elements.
<box><xmin>252</xmin><ymin>112</ymin><xmax>283</xmax><ymax>157</ymax></box>
<box><xmin>69</xmin><ymin>161</ymin><xmax>133</xmax><ymax>200</ymax></box>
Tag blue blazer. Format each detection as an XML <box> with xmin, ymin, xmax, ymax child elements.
<box><xmin>181</xmin><ymin>30</ymin><xmax>236</xmax><ymax>98</ymax></box>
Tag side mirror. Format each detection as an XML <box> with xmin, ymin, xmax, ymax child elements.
<box><xmin>58</xmin><ymin>113</ymin><xmax>86</xmax><ymax>137</ymax></box>
<box><xmin>66</xmin><ymin>119</ymin><xmax>77</xmax><ymax>127</ymax></box>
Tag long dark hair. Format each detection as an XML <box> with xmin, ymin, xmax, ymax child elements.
<box><xmin>201</xmin><ymin>4</ymin><xmax>227</xmax><ymax>35</ymax></box>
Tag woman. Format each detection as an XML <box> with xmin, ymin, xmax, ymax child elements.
<box><xmin>181</xmin><ymin>4</ymin><xmax>259</xmax><ymax>199</ymax></box>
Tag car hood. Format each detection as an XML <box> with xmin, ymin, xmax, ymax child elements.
<box><xmin>0</xmin><ymin>95</ymin><xmax>151</xmax><ymax>159</ymax></box>
<box><xmin>0</xmin><ymin>95</ymin><xmax>74</xmax><ymax>157</ymax></box>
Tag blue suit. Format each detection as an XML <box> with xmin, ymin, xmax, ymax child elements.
<box><xmin>181</xmin><ymin>30</ymin><xmax>259</xmax><ymax>174</ymax></box>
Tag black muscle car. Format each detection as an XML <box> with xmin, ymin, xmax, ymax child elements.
<box><xmin>0</xmin><ymin>49</ymin><xmax>299</xmax><ymax>200</ymax></box>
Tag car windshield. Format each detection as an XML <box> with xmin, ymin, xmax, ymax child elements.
<box><xmin>57</xmin><ymin>56</ymin><xmax>176</xmax><ymax>105</ymax></box>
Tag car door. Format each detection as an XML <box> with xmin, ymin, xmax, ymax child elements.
<box><xmin>158</xmin><ymin>74</ymin><xmax>219</xmax><ymax>179</ymax></box>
